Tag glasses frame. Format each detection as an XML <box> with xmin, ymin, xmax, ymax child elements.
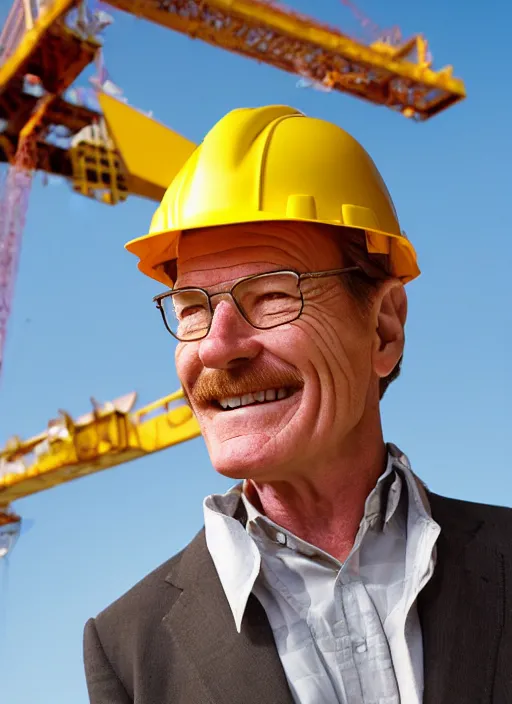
<box><xmin>153</xmin><ymin>266</ymin><xmax>362</xmax><ymax>342</ymax></box>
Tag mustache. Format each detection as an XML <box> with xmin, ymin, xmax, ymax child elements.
<box><xmin>190</xmin><ymin>364</ymin><xmax>304</xmax><ymax>403</ymax></box>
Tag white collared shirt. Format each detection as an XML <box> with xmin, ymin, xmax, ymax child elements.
<box><xmin>203</xmin><ymin>445</ymin><xmax>440</xmax><ymax>703</ymax></box>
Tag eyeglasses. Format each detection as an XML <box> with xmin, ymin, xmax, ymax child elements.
<box><xmin>153</xmin><ymin>266</ymin><xmax>362</xmax><ymax>342</ymax></box>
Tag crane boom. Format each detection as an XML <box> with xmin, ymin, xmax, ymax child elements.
<box><xmin>0</xmin><ymin>389</ymin><xmax>201</xmax><ymax>506</ymax></box>
<box><xmin>105</xmin><ymin>0</ymin><xmax>465</xmax><ymax>119</ymax></box>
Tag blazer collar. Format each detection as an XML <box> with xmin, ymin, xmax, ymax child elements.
<box><xmin>164</xmin><ymin>529</ymin><xmax>294</xmax><ymax>704</ymax></box>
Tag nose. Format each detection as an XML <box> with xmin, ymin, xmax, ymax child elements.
<box><xmin>198</xmin><ymin>299</ymin><xmax>263</xmax><ymax>370</ymax></box>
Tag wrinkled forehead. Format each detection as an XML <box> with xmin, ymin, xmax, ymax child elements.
<box><xmin>175</xmin><ymin>221</ymin><xmax>345</xmax><ymax>287</ymax></box>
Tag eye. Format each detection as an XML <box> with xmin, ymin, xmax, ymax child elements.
<box><xmin>179</xmin><ymin>304</ymin><xmax>207</xmax><ymax>319</ymax></box>
<box><xmin>257</xmin><ymin>291</ymin><xmax>289</xmax><ymax>302</ymax></box>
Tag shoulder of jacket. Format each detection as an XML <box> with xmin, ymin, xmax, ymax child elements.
<box><xmin>92</xmin><ymin>541</ymin><xmax>190</xmax><ymax>645</ymax></box>
<box><xmin>429</xmin><ymin>491</ymin><xmax>512</xmax><ymax>557</ymax></box>
<box><xmin>429</xmin><ymin>491</ymin><xmax>512</xmax><ymax>523</ymax></box>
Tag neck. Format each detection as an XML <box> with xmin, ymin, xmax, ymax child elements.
<box><xmin>245</xmin><ymin>421</ymin><xmax>387</xmax><ymax>562</ymax></box>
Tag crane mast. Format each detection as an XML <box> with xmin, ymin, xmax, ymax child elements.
<box><xmin>0</xmin><ymin>94</ymin><xmax>54</xmax><ymax>375</ymax></box>
<box><xmin>0</xmin><ymin>0</ymin><xmax>100</xmax><ymax>376</ymax></box>
<box><xmin>0</xmin><ymin>0</ymin><xmax>196</xmax><ymax>378</ymax></box>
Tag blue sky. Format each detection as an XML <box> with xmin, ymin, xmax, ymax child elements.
<box><xmin>0</xmin><ymin>0</ymin><xmax>510</xmax><ymax>701</ymax></box>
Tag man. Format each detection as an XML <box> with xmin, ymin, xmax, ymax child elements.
<box><xmin>83</xmin><ymin>105</ymin><xmax>512</xmax><ymax>703</ymax></box>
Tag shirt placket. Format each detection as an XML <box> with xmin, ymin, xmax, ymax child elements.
<box><xmin>332</xmin><ymin>576</ymin><xmax>365</xmax><ymax>703</ymax></box>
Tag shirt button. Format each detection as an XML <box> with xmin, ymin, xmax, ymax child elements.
<box><xmin>276</xmin><ymin>532</ymin><xmax>286</xmax><ymax>545</ymax></box>
<box><xmin>355</xmin><ymin>643</ymin><xmax>367</xmax><ymax>654</ymax></box>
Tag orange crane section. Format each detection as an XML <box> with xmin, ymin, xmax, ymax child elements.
<box><xmin>106</xmin><ymin>0</ymin><xmax>465</xmax><ymax>120</ymax></box>
<box><xmin>0</xmin><ymin>0</ymin><xmax>196</xmax><ymax>377</ymax></box>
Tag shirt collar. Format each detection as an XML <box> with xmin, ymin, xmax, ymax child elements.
<box><xmin>203</xmin><ymin>444</ymin><xmax>436</xmax><ymax>633</ymax></box>
<box><xmin>240</xmin><ymin>452</ymin><xmax>401</xmax><ymax>556</ymax></box>
<box><xmin>203</xmin><ymin>485</ymin><xmax>261</xmax><ymax>632</ymax></box>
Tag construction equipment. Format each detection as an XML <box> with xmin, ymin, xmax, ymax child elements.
<box><xmin>106</xmin><ymin>0</ymin><xmax>465</xmax><ymax>121</ymax></box>
<box><xmin>0</xmin><ymin>389</ymin><xmax>201</xmax><ymax>556</ymax></box>
<box><xmin>0</xmin><ymin>0</ymin><xmax>196</xmax><ymax>378</ymax></box>
<box><xmin>0</xmin><ymin>0</ymin><xmax>98</xmax><ymax>375</ymax></box>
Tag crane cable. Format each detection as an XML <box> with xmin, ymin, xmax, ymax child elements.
<box><xmin>337</xmin><ymin>0</ymin><xmax>401</xmax><ymax>45</ymax></box>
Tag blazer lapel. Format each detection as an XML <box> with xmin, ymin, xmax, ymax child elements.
<box><xmin>420</xmin><ymin>493</ymin><xmax>505</xmax><ymax>704</ymax></box>
<box><xmin>163</xmin><ymin>530</ymin><xmax>294</xmax><ymax>704</ymax></box>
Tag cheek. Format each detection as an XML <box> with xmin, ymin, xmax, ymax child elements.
<box><xmin>175</xmin><ymin>342</ymin><xmax>200</xmax><ymax>391</ymax></box>
<box><xmin>175</xmin><ymin>310</ymin><xmax>371</xmax><ymax>415</ymax></box>
<box><xmin>296</xmin><ymin>308</ymin><xmax>373</xmax><ymax>400</ymax></box>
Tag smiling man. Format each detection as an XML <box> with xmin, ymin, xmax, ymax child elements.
<box><xmin>84</xmin><ymin>106</ymin><xmax>512</xmax><ymax>704</ymax></box>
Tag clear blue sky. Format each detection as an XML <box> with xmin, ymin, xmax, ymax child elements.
<box><xmin>0</xmin><ymin>0</ymin><xmax>510</xmax><ymax>701</ymax></box>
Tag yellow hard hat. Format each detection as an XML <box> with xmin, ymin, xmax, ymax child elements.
<box><xmin>125</xmin><ymin>105</ymin><xmax>420</xmax><ymax>286</ymax></box>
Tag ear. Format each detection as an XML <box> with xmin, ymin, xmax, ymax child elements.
<box><xmin>372</xmin><ymin>280</ymin><xmax>407</xmax><ymax>379</ymax></box>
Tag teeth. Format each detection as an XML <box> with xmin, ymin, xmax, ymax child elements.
<box><xmin>218</xmin><ymin>388</ymin><xmax>290</xmax><ymax>410</ymax></box>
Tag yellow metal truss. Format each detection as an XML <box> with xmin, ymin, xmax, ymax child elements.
<box><xmin>0</xmin><ymin>389</ymin><xmax>201</xmax><ymax>508</ymax></box>
<box><xmin>105</xmin><ymin>0</ymin><xmax>466</xmax><ymax>120</ymax></box>
<box><xmin>0</xmin><ymin>0</ymin><xmax>99</xmax><ymax>101</ymax></box>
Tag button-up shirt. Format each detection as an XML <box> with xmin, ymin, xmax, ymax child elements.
<box><xmin>203</xmin><ymin>444</ymin><xmax>440</xmax><ymax>703</ymax></box>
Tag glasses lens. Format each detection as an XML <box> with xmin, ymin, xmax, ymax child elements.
<box><xmin>234</xmin><ymin>272</ymin><xmax>302</xmax><ymax>329</ymax></box>
<box><xmin>162</xmin><ymin>289</ymin><xmax>210</xmax><ymax>340</ymax></box>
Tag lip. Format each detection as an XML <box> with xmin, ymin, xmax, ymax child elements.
<box><xmin>206</xmin><ymin>388</ymin><xmax>303</xmax><ymax>417</ymax></box>
<box><xmin>195</xmin><ymin>388</ymin><xmax>303</xmax><ymax>443</ymax></box>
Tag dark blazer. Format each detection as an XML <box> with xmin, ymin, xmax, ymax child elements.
<box><xmin>84</xmin><ymin>493</ymin><xmax>512</xmax><ymax>703</ymax></box>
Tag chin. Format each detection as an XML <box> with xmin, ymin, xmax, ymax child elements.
<box><xmin>206</xmin><ymin>433</ymin><xmax>291</xmax><ymax>482</ymax></box>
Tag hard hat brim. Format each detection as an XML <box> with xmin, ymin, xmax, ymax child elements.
<box><xmin>125</xmin><ymin>213</ymin><xmax>420</xmax><ymax>288</ymax></box>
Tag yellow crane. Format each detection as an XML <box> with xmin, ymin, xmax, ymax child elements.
<box><xmin>0</xmin><ymin>390</ymin><xmax>201</xmax><ymax>556</ymax></box>
<box><xmin>0</xmin><ymin>0</ymin><xmax>197</xmax><ymax>381</ymax></box>
<box><xmin>106</xmin><ymin>0</ymin><xmax>465</xmax><ymax>120</ymax></box>
<box><xmin>0</xmin><ymin>0</ymin><xmax>467</xmax><ymax>191</ymax></box>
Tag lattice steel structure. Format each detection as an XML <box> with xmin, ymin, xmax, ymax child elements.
<box><xmin>107</xmin><ymin>0</ymin><xmax>466</xmax><ymax>120</ymax></box>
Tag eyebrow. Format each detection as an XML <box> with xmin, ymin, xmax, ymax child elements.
<box><xmin>175</xmin><ymin>268</ymin><xmax>291</xmax><ymax>293</ymax></box>
<box><xmin>174</xmin><ymin>277</ymin><xmax>241</xmax><ymax>294</ymax></box>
